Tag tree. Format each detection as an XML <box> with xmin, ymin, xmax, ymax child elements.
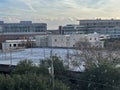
<box><xmin>66</xmin><ymin>40</ymin><xmax>120</xmax><ymax>90</ymax></box>
<box><xmin>79</xmin><ymin>61</ymin><xmax>120</xmax><ymax>90</ymax></box>
<box><xmin>68</xmin><ymin>41</ymin><xmax>102</xmax><ymax>71</ymax></box>
<box><xmin>0</xmin><ymin>74</ymin><xmax>70</xmax><ymax>90</ymax></box>
<box><xmin>0</xmin><ymin>58</ymin><xmax>70</xmax><ymax>90</ymax></box>
<box><xmin>39</xmin><ymin>56</ymin><xmax>67</xmax><ymax>77</ymax></box>
<box><xmin>69</xmin><ymin>40</ymin><xmax>120</xmax><ymax>71</ymax></box>
<box><xmin>12</xmin><ymin>60</ymin><xmax>38</xmax><ymax>74</ymax></box>
<box><xmin>104</xmin><ymin>38</ymin><xmax>120</xmax><ymax>50</ymax></box>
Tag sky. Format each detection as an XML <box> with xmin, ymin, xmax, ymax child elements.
<box><xmin>0</xmin><ymin>0</ymin><xmax>120</xmax><ymax>29</ymax></box>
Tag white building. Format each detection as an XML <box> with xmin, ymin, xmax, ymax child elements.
<box><xmin>2</xmin><ymin>40</ymin><xmax>27</xmax><ymax>52</ymax></box>
<box><xmin>35</xmin><ymin>33</ymin><xmax>109</xmax><ymax>48</ymax></box>
<box><xmin>35</xmin><ymin>35</ymin><xmax>48</xmax><ymax>47</ymax></box>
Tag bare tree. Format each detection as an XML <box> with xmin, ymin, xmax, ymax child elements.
<box><xmin>68</xmin><ymin>40</ymin><xmax>120</xmax><ymax>71</ymax></box>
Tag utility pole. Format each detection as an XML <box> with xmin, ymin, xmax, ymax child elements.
<box><xmin>66</xmin><ymin>35</ymin><xmax>70</xmax><ymax>69</ymax></box>
<box><xmin>10</xmin><ymin>48</ymin><xmax>12</xmax><ymax>66</ymax></box>
<box><xmin>31</xmin><ymin>40</ymin><xmax>32</xmax><ymax>55</ymax></box>
<box><xmin>50</xmin><ymin>49</ymin><xmax>54</xmax><ymax>89</ymax></box>
<box><xmin>4</xmin><ymin>42</ymin><xmax>6</xmax><ymax>60</ymax></box>
<box><xmin>44</xmin><ymin>47</ymin><xmax>45</xmax><ymax>59</ymax></box>
<box><xmin>51</xmin><ymin>56</ymin><xmax>54</xmax><ymax>89</ymax></box>
<box><xmin>1</xmin><ymin>29</ymin><xmax>6</xmax><ymax>60</ymax></box>
<box><xmin>44</xmin><ymin>34</ymin><xmax>46</xmax><ymax>59</ymax></box>
<box><xmin>67</xmin><ymin>48</ymin><xmax>70</xmax><ymax>69</ymax></box>
<box><xmin>29</xmin><ymin>36</ymin><xmax>33</xmax><ymax>55</ymax></box>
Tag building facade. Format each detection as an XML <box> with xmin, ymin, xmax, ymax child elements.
<box><xmin>79</xmin><ymin>19</ymin><xmax>120</xmax><ymax>38</ymax></box>
<box><xmin>60</xmin><ymin>19</ymin><xmax>120</xmax><ymax>38</ymax></box>
<box><xmin>47</xmin><ymin>30</ymin><xmax>59</xmax><ymax>35</ymax></box>
<box><xmin>2</xmin><ymin>40</ymin><xmax>27</xmax><ymax>52</ymax></box>
<box><xmin>59</xmin><ymin>24</ymin><xmax>86</xmax><ymax>35</ymax></box>
<box><xmin>0</xmin><ymin>21</ymin><xmax>47</xmax><ymax>49</ymax></box>
<box><xmin>35</xmin><ymin>35</ymin><xmax>48</xmax><ymax>47</ymax></box>
<box><xmin>35</xmin><ymin>33</ymin><xmax>108</xmax><ymax>48</ymax></box>
<box><xmin>0</xmin><ymin>21</ymin><xmax>47</xmax><ymax>34</ymax></box>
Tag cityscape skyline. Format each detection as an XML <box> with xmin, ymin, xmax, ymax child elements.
<box><xmin>0</xmin><ymin>0</ymin><xmax>120</xmax><ymax>29</ymax></box>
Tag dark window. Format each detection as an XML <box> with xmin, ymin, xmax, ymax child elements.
<box><xmin>67</xmin><ymin>38</ymin><xmax>69</xmax><ymax>41</ymax></box>
<box><xmin>55</xmin><ymin>39</ymin><xmax>57</xmax><ymax>42</ymax></box>
<box><xmin>13</xmin><ymin>44</ymin><xmax>16</xmax><ymax>47</ymax></box>
<box><xmin>18</xmin><ymin>44</ymin><xmax>21</xmax><ymax>46</ymax></box>
<box><xmin>9</xmin><ymin>44</ymin><xmax>11</xmax><ymax>47</ymax></box>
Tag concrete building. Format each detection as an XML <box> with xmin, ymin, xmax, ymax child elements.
<box><xmin>79</xmin><ymin>19</ymin><xmax>120</xmax><ymax>38</ymax></box>
<box><xmin>2</xmin><ymin>40</ymin><xmax>27</xmax><ymax>52</ymax></box>
<box><xmin>35</xmin><ymin>33</ymin><xmax>109</xmax><ymax>48</ymax></box>
<box><xmin>35</xmin><ymin>35</ymin><xmax>48</xmax><ymax>47</ymax></box>
<box><xmin>0</xmin><ymin>21</ymin><xmax>47</xmax><ymax>49</ymax></box>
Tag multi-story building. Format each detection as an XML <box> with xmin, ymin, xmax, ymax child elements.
<box><xmin>0</xmin><ymin>21</ymin><xmax>47</xmax><ymax>48</ymax></box>
<box><xmin>47</xmin><ymin>29</ymin><xmax>59</xmax><ymax>35</ymax></box>
<box><xmin>0</xmin><ymin>21</ymin><xmax>47</xmax><ymax>34</ymax></box>
<box><xmin>59</xmin><ymin>24</ymin><xmax>87</xmax><ymax>35</ymax></box>
<box><xmin>60</xmin><ymin>19</ymin><xmax>120</xmax><ymax>38</ymax></box>
<box><xmin>79</xmin><ymin>19</ymin><xmax>120</xmax><ymax>38</ymax></box>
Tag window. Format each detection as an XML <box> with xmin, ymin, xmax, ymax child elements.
<box><xmin>9</xmin><ymin>44</ymin><xmax>11</xmax><ymax>47</ymax></box>
<box><xmin>18</xmin><ymin>44</ymin><xmax>21</xmax><ymax>47</ymax></box>
<box><xmin>67</xmin><ymin>38</ymin><xmax>69</xmax><ymax>41</ymax></box>
<box><xmin>13</xmin><ymin>44</ymin><xmax>16</xmax><ymax>47</ymax></box>
<box><xmin>93</xmin><ymin>23</ymin><xmax>96</xmax><ymax>25</ymax></box>
<box><xmin>55</xmin><ymin>39</ymin><xmax>57</xmax><ymax>42</ymax></box>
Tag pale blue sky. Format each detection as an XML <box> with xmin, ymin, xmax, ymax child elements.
<box><xmin>0</xmin><ymin>0</ymin><xmax>119</xmax><ymax>29</ymax></box>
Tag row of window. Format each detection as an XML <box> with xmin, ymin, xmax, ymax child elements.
<box><xmin>90</xmin><ymin>38</ymin><xmax>97</xmax><ymax>40</ymax></box>
<box><xmin>3</xmin><ymin>30</ymin><xmax>45</xmax><ymax>33</ymax></box>
<box><xmin>80</xmin><ymin>22</ymin><xmax>120</xmax><ymax>26</ymax></box>
<box><xmin>1</xmin><ymin>25</ymin><xmax>46</xmax><ymax>33</ymax></box>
